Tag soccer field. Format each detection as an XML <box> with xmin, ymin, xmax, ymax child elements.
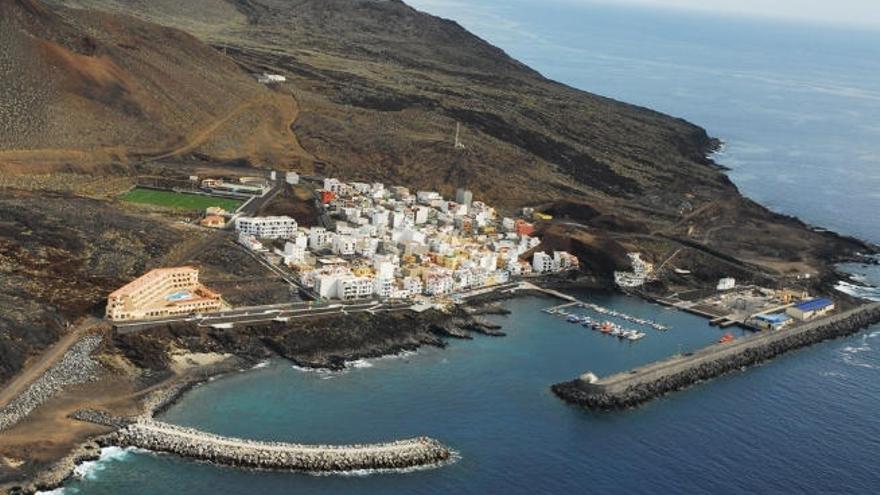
<box><xmin>120</xmin><ymin>188</ymin><xmax>243</xmax><ymax>211</ymax></box>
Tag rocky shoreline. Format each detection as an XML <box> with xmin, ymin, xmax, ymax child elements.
<box><xmin>552</xmin><ymin>303</ymin><xmax>880</xmax><ymax>410</ymax></box>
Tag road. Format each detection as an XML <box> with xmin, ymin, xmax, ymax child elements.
<box><xmin>0</xmin><ymin>319</ymin><xmax>100</xmax><ymax>410</ymax></box>
<box><xmin>114</xmin><ymin>300</ymin><xmax>412</xmax><ymax>334</ymax></box>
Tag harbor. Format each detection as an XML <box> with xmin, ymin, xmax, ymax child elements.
<box><xmin>525</xmin><ymin>283</ymin><xmax>669</xmax><ymax>343</ymax></box>
<box><xmin>552</xmin><ymin>302</ymin><xmax>880</xmax><ymax>410</ymax></box>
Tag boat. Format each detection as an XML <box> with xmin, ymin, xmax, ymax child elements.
<box><xmin>627</xmin><ymin>331</ymin><xmax>646</xmax><ymax>341</ymax></box>
<box><xmin>600</xmin><ymin>322</ymin><xmax>613</xmax><ymax>333</ymax></box>
<box><xmin>718</xmin><ymin>333</ymin><xmax>734</xmax><ymax>344</ymax></box>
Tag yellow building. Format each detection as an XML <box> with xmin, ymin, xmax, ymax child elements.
<box><xmin>106</xmin><ymin>267</ymin><xmax>223</xmax><ymax>321</ymax></box>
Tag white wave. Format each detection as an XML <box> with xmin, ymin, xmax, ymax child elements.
<box><xmin>291</xmin><ymin>350</ymin><xmax>418</xmax><ymax>376</ymax></box>
<box><xmin>251</xmin><ymin>360</ymin><xmax>271</xmax><ymax>370</ymax></box>
<box><xmin>72</xmin><ymin>446</ymin><xmax>141</xmax><ymax>481</ymax></box>
<box><xmin>839</xmin><ymin>335</ymin><xmax>879</xmax><ymax>370</ymax></box>
<box><xmin>35</xmin><ymin>489</ymin><xmax>66</xmax><ymax>495</ymax></box>
<box><xmin>834</xmin><ymin>281</ymin><xmax>880</xmax><ymax>302</ymax></box>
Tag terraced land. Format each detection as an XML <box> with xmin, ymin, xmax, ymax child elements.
<box><xmin>120</xmin><ymin>188</ymin><xmax>243</xmax><ymax>211</ymax></box>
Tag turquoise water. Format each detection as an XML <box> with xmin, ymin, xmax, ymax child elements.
<box><xmin>61</xmin><ymin>293</ymin><xmax>880</xmax><ymax>494</ymax></box>
<box><xmin>58</xmin><ymin>3</ymin><xmax>880</xmax><ymax>494</ymax></box>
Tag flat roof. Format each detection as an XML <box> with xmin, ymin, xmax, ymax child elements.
<box><xmin>794</xmin><ymin>298</ymin><xmax>834</xmax><ymax>312</ymax></box>
<box><xmin>755</xmin><ymin>313</ymin><xmax>791</xmax><ymax>323</ymax></box>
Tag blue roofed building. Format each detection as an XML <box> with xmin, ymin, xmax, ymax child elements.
<box><xmin>786</xmin><ymin>298</ymin><xmax>835</xmax><ymax>321</ymax></box>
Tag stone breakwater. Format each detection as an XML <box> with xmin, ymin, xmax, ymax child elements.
<box><xmin>106</xmin><ymin>419</ymin><xmax>453</xmax><ymax>472</ymax></box>
<box><xmin>0</xmin><ymin>334</ymin><xmax>103</xmax><ymax>432</ymax></box>
<box><xmin>553</xmin><ymin>303</ymin><xmax>880</xmax><ymax>410</ymax></box>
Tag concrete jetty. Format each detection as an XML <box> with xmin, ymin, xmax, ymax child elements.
<box><xmin>553</xmin><ymin>303</ymin><xmax>880</xmax><ymax>410</ymax></box>
<box><xmin>106</xmin><ymin>419</ymin><xmax>452</xmax><ymax>472</ymax></box>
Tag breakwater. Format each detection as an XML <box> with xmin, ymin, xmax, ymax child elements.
<box><xmin>106</xmin><ymin>419</ymin><xmax>452</xmax><ymax>472</ymax></box>
<box><xmin>552</xmin><ymin>303</ymin><xmax>880</xmax><ymax>410</ymax></box>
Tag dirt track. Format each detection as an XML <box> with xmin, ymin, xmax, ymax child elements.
<box><xmin>0</xmin><ymin>321</ymin><xmax>101</xmax><ymax>411</ymax></box>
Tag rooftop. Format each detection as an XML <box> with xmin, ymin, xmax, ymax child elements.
<box><xmin>794</xmin><ymin>298</ymin><xmax>834</xmax><ymax>312</ymax></box>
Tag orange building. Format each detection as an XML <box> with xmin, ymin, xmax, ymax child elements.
<box><xmin>106</xmin><ymin>267</ymin><xmax>223</xmax><ymax>321</ymax></box>
<box><xmin>200</xmin><ymin>215</ymin><xmax>226</xmax><ymax>228</ymax></box>
<box><xmin>319</xmin><ymin>190</ymin><xmax>337</xmax><ymax>204</ymax></box>
<box><xmin>515</xmin><ymin>219</ymin><xmax>535</xmax><ymax>236</ymax></box>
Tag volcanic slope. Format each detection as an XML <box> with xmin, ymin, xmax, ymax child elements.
<box><xmin>46</xmin><ymin>0</ymin><xmax>874</xmax><ymax>280</ymax></box>
<box><xmin>0</xmin><ymin>0</ymin><xmax>307</xmax><ymax>170</ymax></box>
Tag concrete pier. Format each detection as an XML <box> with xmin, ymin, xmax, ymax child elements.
<box><xmin>553</xmin><ymin>303</ymin><xmax>880</xmax><ymax>410</ymax></box>
<box><xmin>107</xmin><ymin>419</ymin><xmax>452</xmax><ymax>472</ymax></box>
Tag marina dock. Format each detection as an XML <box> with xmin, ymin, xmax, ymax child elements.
<box><xmin>526</xmin><ymin>282</ymin><xmax>669</xmax><ymax>332</ymax></box>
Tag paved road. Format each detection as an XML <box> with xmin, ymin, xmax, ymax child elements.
<box><xmin>0</xmin><ymin>319</ymin><xmax>100</xmax><ymax>410</ymax></box>
<box><xmin>114</xmin><ymin>300</ymin><xmax>412</xmax><ymax>334</ymax></box>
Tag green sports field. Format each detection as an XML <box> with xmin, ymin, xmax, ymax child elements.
<box><xmin>120</xmin><ymin>187</ymin><xmax>243</xmax><ymax>211</ymax></box>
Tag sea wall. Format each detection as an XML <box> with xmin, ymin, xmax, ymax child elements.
<box><xmin>552</xmin><ymin>303</ymin><xmax>880</xmax><ymax>410</ymax></box>
<box><xmin>106</xmin><ymin>420</ymin><xmax>452</xmax><ymax>472</ymax></box>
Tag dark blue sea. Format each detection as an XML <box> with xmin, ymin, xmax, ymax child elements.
<box><xmin>55</xmin><ymin>3</ymin><xmax>880</xmax><ymax>494</ymax></box>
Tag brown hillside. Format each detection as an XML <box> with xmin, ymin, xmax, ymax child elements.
<box><xmin>44</xmin><ymin>0</ymin><xmax>872</xmax><ymax>276</ymax></box>
<box><xmin>0</xmin><ymin>0</ymin><xmax>307</xmax><ymax>169</ymax></box>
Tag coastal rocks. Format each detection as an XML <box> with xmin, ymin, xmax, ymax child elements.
<box><xmin>69</xmin><ymin>409</ymin><xmax>132</xmax><ymax>429</ymax></box>
<box><xmin>553</xmin><ymin>304</ymin><xmax>880</xmax><ymax>410</ymax></box>
<box><xmin>10</xmin><ymin>440</ymin><xmax>104</xmax><ymax>495</ymax></box>
<box><xmin>0</xmin><ymin>334</ymin><xmax>103</xmax><ymax>432</ymax></box>
<box><xmin>106</xmin><ymin>420</ymin><xmax>452</xmax><ymax>473</ymax></box>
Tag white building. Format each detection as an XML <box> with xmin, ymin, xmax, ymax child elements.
<box><xmin>283</xmin><ymin>242</ymin><xmax>306</xmax><ymax>264</ymax></box>
<box><xmin>414</xmin><ymin>206</ymin><xmax>430</xmax><ymax>225</ymax></box>
<box><xmin>425</xmin><ymin>274</ymin><xmax>454</xmax><ymax>296</ymax></box>
<box><xmin>338</xmin><ymin>276</ymin><xmax>374</xmax><ymax>301</ymax></box>
<box><xmin>257</xmin><ymin>73</ymin><xmax>286</xmax><ymax>84</ymax></box>
<box><xmin>554</xmin><ymin>251</ymin><xmax>579</xmax><ymax>270</ymax></box>
<box><xmin>238</xmin><ymin>232</ymin><xmax>264</xmax><ymax>251</ymax></box>
<box><xmin>323</xmin><ymin>178</ymin><xmax>344</xmax><ymax>194</ymax></box>
<box><xmin>403</xmin><ymin>277</ymin><xmax>423</xmax><ymax>296</ymax></box>
<box><xmin>533</xmin><ymin>251</ymin><xmax>557</xmax><ymax>274</ymax></box>
<box><xmin>315</xmin><ymin>274</ymin><xmax>341</xmax><ymax>299</ymax></box>
<box><xmin>416</xmin><ymin>191</ymin><xmax>441</xmax><ymax>204</ymax></box>
<box><xmin>235</xmin><ymin>216</ymin><xmax>297</xmax><ymax>239</ymax></box>
<box><xmin>373</xmin><ymin>277</ymin><xmax>394</xmax><ymax>299</ymax></box>
<box><xmin>308</xmin><ymin>227</ymin><xmax>330</xmax><ymax>250</ymax></box>
<box><xmin>332</xmin><ymin>235</ymin><xmax>357</xmax><ymax>256</ymax></box>
<box><xmin>717</xmin><ymin>278</ymin><xmax>736</xmax><ymax>291</ymax></box>
<box><xmin>286</xmin><ymin>172</ymin><xmax>299</xmax><ymax>185</ymax></box>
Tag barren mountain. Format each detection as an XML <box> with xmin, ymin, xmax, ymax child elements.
<box><xmin>0</xmin><ymin>0</ymin><xmax>874</xmax><ymax>388</ymax></box>
<box><xmin>38</xmin><ymin>0</ymin><xmax>873</xmax><ymax>273</ymax></box>
<box><xmin>0</xmin><ymin>0</ymin><xmax>307</xmax><ymax>170</ymax></box>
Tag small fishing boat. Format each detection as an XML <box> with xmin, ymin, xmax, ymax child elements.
<box><xmin>718</xmin><ymin>333</ymin><xmax>734</xmax><ymax>344</ymax></box>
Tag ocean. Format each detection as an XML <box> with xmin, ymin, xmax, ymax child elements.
<box><xmin>56</xmin><ymin>2</ymin><xmax>880</xmax><ymax>494</ymax></box>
